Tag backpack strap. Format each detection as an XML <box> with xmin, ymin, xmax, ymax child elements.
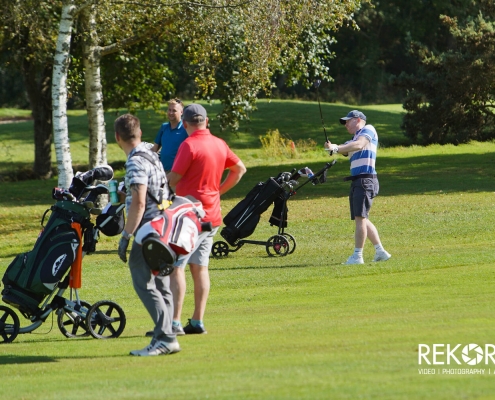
<box><xmin>131</xmin><ymin>151</ymin><xmax>174</xmax><ymax>209</ymax></box>
<box><xmin>132</xmin><ymin>151</ymin><xmax>159</xmax><ymax>168</ymax></box>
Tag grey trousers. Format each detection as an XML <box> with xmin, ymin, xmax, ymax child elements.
<box><xmin>128</xmin><ymin>240</ymin><xmax>176</xmax><ymax>343</ymax></box>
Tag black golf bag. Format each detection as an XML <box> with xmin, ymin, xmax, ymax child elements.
<box><xmin>1</xmin><ymin>165</ymin><xmax>122</xmax><ymax>317</ymax></box>
<box><xmin>221</xmin><ymin>177</ymin><xmax>288</xmax><ymax>246</ymax></box>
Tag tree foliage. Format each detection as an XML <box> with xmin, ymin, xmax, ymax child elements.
<box><xmin>0</xmin><ymin>0</ymin><xmax>63</xmax><ymax>179</ymax></box>
<box><xmin>174</xmin><ymin>0</ymin><xmax>363</xmax><ymax>130</ymax></box>
<box><xmin>396</xmin><ymin>1</ymin><xmax>495</xmax><ymax>144</ymax></box>
<box><xmin>330</xmin><ymin>0</ymin><xmax>480</xmax><ymax>104</ymax></box>
<box><xmin>66</xmin><ymin>0</ymin><xmax>364</xmax><ymax>132</ymax></box>
<box><xmin>99</xmin><ymin>42</ymin><xmax>175</xmax><ymax>113</ymax></box>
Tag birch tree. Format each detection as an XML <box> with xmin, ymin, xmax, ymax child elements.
<box><xmin>81</xmin><ymin>5</ymin><xmax>107</xmax><ymax>168</ymax></box>
<box><xmin>54</xmin><ymin>0</ymin><xmax>171</xmax><ymax>176</ymax></box>
<box><xmin>80</xmin><ymin>2</ymin><xmax>170</xmax><ymax>168</ymax></box>
<box><xmin>52</xmin><ymin>0</ymin><xmax>158</xmax><ymax>185</ymax></box>
<box><xmin>52</xmin><ymin>2</ymin><xmax>79</xmax><ymax>188</ymax></box>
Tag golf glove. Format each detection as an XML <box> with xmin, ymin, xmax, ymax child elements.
<box><xmin>326</xmin><ymin>144</ymin><xmax>339</xmax><ymax>155</ymax></box>
<box><xmin>118</xmin><ymin>235</ymin><xmax>130</xmax><ymax>263</ymax></box>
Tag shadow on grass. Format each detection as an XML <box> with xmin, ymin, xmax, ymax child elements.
<box><xmin>0</xmin><ymin>100</ymin><xmax>408</xmax><ymax>152</ymax></box>
<box><xmin>0</xmin><ymin>151</ymin><xmax>494</xmax><ymax>207</ymax></box>
<box><xmin>209</xmin><ymin>262</ymin><xmax>311</xmax><ymax>271</ymax></box>
<box><xmin>0</xmin><ymin>334</ymin><xmax>163</xmax><ymax>357</ymax></box>
<box><xmin>0</xmin><ymin>355</ymin><xmax>58</xmax><ymax>364</ymax></box>
<box><xmin>221</xmin><ymin>151</ymin><xmax>495</xmax><ymax>200</ymax></box>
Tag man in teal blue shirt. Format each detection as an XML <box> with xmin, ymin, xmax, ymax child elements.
<box><xmin>152</xmin><ymin>98</ymin><xmax>188</xmax><ymax>172</ymax></box>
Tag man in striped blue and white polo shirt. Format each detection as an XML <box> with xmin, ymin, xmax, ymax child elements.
<box><xmin>325</xmin><ymin>110</ymin><xmax>391</xmax><ymax>265</ymax></box>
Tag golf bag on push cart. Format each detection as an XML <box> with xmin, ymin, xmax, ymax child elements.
<box><xmin>211</xmin><ymin>160</ymin><xmax>336</xmax><ymax>258</ymax></box>
<box><xmin>0</xmin><ymin>165</ymin><xmax>127</xmax><ymax>344</ymax></box>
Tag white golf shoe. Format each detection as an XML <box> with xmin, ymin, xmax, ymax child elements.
<box><xmin>130</xmin><ymin>339</ymin><xmax>181</xmax><ymax>356</ymax></box>
<box><xmin>343</xmin><ymin>254</ymin><xmax>364</xmax><ymax>265</ymax></box>
<box><xmin>373</xmin><ymin>250</ymin><xmax>391</xmax><ymax>262</ymax></box>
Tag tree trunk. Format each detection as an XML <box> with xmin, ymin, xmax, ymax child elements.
<box><xmin>23</xmin><ymin>61</ymin><xmax>53</xmax><ymax>179</ymax></box>
<box><xmin>52</xmin><ymin>2</ymin><xmax>77</xmax><ymax>189</ymax></box>
<box><xmin>81</xmin><ymin>6</ymin><xmax>107</xmax><ymax>168</ymax></box>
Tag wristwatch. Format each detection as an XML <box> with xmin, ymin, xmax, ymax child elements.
<box><xmin>121</xmin><ymin>230</ymin><xmax>133</xmax><ymax>240</ymax></box>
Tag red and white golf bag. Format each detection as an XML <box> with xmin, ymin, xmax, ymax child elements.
<box><xmin>135</xmin><ymin>195</ymin><xmax>212</xmax><ymax>276</ymax></box>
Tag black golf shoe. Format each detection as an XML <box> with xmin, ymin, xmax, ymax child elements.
<box><xmin>183</xmin><ymin>319</ymin><xmax>207</xmax><ymax>334</ymax></box>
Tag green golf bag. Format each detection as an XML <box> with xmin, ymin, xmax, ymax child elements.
<box><xmin>1</xmin><ymin>201</ymin><xmax>91</xmax><ymax>317</ymax></box>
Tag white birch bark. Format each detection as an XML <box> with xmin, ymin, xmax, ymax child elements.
<box><xmin>52</xmin><ymin>2</ymin><xmax>77</xmax><ymax>189</ymax></box>
<box><xmin>82</xmin><ymin>6</ymin><xmax>107</xmax><ymax>168</ymax></box>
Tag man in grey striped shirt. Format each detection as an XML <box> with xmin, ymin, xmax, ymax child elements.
<box><xmin>114</xmin><ymin>113</ymin><xmax>180</xmax><ymax>356</ymax></box>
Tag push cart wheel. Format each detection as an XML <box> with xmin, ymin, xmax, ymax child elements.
<box><xmin>57</xmin><ymin>300</ymin><xmax>92</xmax><ymax>338</ymax></box>
<box><xmin>282</xmin><ymin>233</ymin><xmax>297</xmax><ymax>254</ymax></box>
<box><xmin>212</xmin><ymin>241</ymin><xmax>230</xmax><ymax>258</ymax></box>
<box><xmin>0</xmin><ymin>305</ymin><xmax>20</xmax><ymax>344</ymax></box>
<box><xmin>266</xmin><ymin>235</ymin><xmax>290</xmax><ymax>257</ymax></box>
<box><xmin>86</xmin><ymin>300</ymin><xmax>126</xmax><ymax>339</ymax></box>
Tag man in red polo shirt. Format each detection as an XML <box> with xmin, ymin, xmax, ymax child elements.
<box><xmin>167</xmin><ymin>104</ymin><xmax>246</xmax><ymax>334</ymax></box>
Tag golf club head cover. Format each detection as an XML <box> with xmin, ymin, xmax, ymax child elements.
<box><xmin>68</xmin><ymin>177</ymin><xmax>88</xmax><ymax>199</ymax></box>
<box><xmin>298</xmin><ymin>167</ymin><xmax>314</xmax><ymax>178</ymax></box>
<box><xmin>83</xmin><ymin>183</ymin><xmax>110</xmax><ymax>203</ymax></box>
<box><xmin>75</xmin><ymin>165</ymin><xmax>114</xmax><ymax>185</ymax></box>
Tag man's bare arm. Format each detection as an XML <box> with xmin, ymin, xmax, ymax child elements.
<box><xmin>122</xmin><ymin>183</ymin><xmax>147</xmax><ymax>235</ymax></box>
<box><xmin>219</xmin><ymin>160</ymin><xmax>247</xmax><ymax>195</ymax></box>
<box><xmin>325</xmin><ymin>136</ymin><xmax>369</xmax><ymax>156</ymax></box>
<box><xmin>167</xmin><ymin>171</ymin><xmax>183</xmax><ymax>189</ymax></box>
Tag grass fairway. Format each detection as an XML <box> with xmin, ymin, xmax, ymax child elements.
<box><xmin>1</xmin><ymin>101</ymin><xmax>495</xmax><ymax>399</ymax></box>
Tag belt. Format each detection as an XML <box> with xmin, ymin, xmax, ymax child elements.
<box><xmin>343</xmin><ymin>174</ymin><xmax>377</xmax><ymax>182</ymax></box>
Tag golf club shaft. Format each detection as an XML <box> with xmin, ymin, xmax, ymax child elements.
<box><xmin>315</xmin><ymin>82</ymin><xmax>329</xmax><ymax>143</ymax></box>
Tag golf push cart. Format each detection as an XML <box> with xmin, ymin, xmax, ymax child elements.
<box><xmin>0</xmin><ymin>166</ymin><xmax>127</xmax><ymax>344</ymax></box>
<box><xmin>211</xmin><ymin>160</ymin><xmax>336</xmax><ymax>258</ymax></box>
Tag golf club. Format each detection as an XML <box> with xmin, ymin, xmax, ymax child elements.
<box><xmin>314</xmin><ymin>79</ymin><xmax>329</xmax><ymax>143</ymax></box>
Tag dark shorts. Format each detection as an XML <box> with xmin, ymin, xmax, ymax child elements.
<box><xmin>349</xmin><ymin>177</ymin><xmax>379</xmax><ymax>220</ymax></box>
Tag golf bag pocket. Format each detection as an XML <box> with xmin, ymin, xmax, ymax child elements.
<box><xmin>135</xmin><ymin>195</ymin><xmax>208</xmax><ymax>275</ymax></box>
<box><xmin>2</xmin><ymin>230</ymin><xmax>78</xmax><ymax>317</ymax></box>
<box><xmin>1</xmin><ymin>252</ymin><xmax>43</xmax><ymax>315</ymax></box>
<box><xmin>96</xmin><ymin>204</ymin><xmax>125</xmax><ymax>236</ymax></box>
<box><xmin>3</xmin><ymin>225</ymin><xmax>79</xmax><ymax>293</ymax></box>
